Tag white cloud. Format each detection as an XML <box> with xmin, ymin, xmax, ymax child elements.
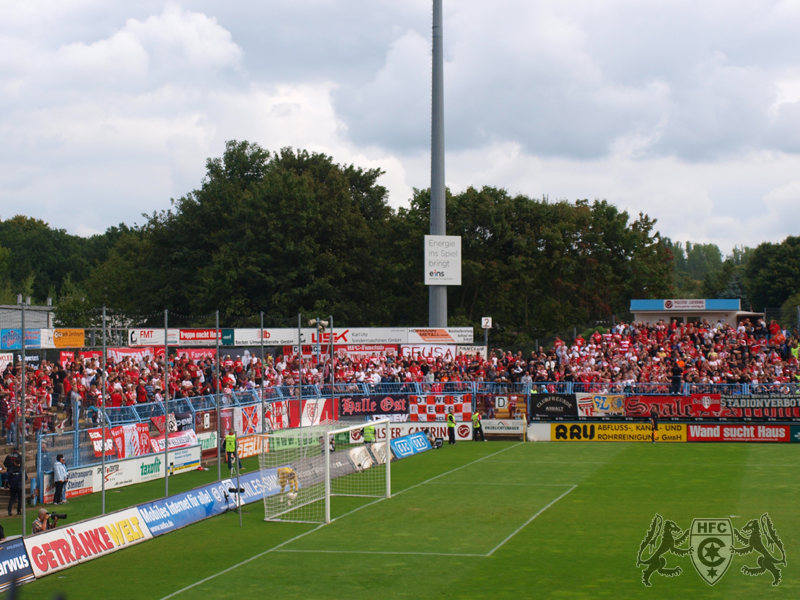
<box><xmin>1</xmin><ymin>0</ymin><xmax>800</xmax><ymax>255</ymax></box>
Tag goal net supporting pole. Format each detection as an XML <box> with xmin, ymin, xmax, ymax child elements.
<box><xmin>385</xmin><ymin>419</ymin><xmax>391</xmax><ymax>499</ymax></box>
<box><xmin>325</xmin><ymin>428</ymin><xmax>331</xmax><ymax>524</ymax></box>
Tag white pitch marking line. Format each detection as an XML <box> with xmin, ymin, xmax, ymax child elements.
<box><xmin>275</xmin><ymin>549</ymin><xmax>484</xmax><ymax>558</ymax></box>
<box><xmin>159</xmin><ymin>443</ymin><xmax>523</xmax><ymax>599</ymax></box>
<box><xmin>485</xmin><ymin>484</ymin><xmax>577</xmax><ymax>557</ymax></box>
<box><xmin>428</xmin><ymin>482</ymin><xmax>577</xmax><ymax>486</ymax></box>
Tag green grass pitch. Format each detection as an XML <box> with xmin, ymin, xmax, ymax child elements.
<box><xmin>17</xmin><ymin>441</ymin><xmax>800</xmax><ymax>599</ymax></box>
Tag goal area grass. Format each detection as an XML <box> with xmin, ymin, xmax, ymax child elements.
<box><xmin>21</xmin><ymin>441</ymin><xmax>800</xmax><ymax>599</ymax></box>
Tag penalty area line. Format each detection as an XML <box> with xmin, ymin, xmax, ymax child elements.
<box><xmin>485</xmin><ymin>484</ymin><xmax>578</xmax><ymax>557</ymax></box>
<box><xmin>275</xmin><ymin>549</ymin><xmax>484</xmax><ymax>558</ymax></box>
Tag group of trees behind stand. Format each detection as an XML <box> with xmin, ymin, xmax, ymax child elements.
<box><xmin>0</xmin><ymin>140</ymin><xmax>798</xmax><ymax>349</ymax></box>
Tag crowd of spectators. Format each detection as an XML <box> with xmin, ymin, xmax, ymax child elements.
<box><xmin>0</xmin><ymin>317</ymin><xmax>797</xmax><ymax>443</ymax></box>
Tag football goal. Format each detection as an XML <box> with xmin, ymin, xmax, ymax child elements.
<box><xmin>258</xmin><ymin>419</ymin><xmax>391</xmax><ymax>524</ymax></box>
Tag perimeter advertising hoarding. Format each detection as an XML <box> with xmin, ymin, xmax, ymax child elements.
<box><xmin>407</xmin><ymin>328</ymin><xmax>473</xmax><ymax>344</ymax></box>
<box><xmin>0</xmin><ymin>538</ymin><xmax>34</xmax><ymax>590</ymax></box>
<box><xmin>349</xmin><ymin>422</ymin><xmax>473</xmax><ymax>443</ymax></box>
<box><xmin>390</xmin><ymin>432</ymin><xmax>432</xmax><ymax>459</ymax></box>
<box><xmin>481</xmin><ymin>419</ymin><xmax>527</xmax><ymax>436</ymax></box>
<box><xmin>137</xmin><ymin>469</ymin><xmax>279</xmax><ymax>536</ymax></box>
<box><xmin>529</xmin><ymin>394</ymin><xmax>579</xmax><ymax>418</ymax></box>
<box><xmin>128</xmin><ymin>329</ymin><xmax>180</xmax><ymax>346</ymax></box>
<box><xmin>551</xmin><ymin>422</ymin><xmax>687</xmax><ymax>442</ymax></box>
<box><xmin>686</xmin><ymin>424</ymin><xmax>790</xmax><ymax>442</ymax></box>
<box><xmin>24</xmin><ymin>508</ymin><xmax>152</xmax><ymax>578</ymax></box>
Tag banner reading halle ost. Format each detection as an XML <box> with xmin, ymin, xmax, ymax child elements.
<box><xmin>339</xmin><ymin>395</ymin><xmax>410</xmax><ymax>417</ymax></box>
<box><xmin>24</xmin><ymin>508</ymin><xmax>152</xmax><ymax>578</ymax></box>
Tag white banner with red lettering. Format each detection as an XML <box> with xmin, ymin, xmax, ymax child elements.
<box><xmin>349</xmin><ymin>421</ymin><xmax>473</xmax><ymax>443</ymax></box>
<box><xmin>409</xmin><ymin>394</ymin><xmax>472</xmax><ymax>422</ymax></box>
<box><xmin>24</xmin><ymin>508</ymin><xmax>152</xmax><ymax>577</ymax></box>
<box><xmin>400</xmin><ymin>345</ymin><xmax>457</xmax><ymax>362</ymax></box>
<box><xmin>149</xmin><ymin>430</ymin><xmax>199</xmax><ymax>453</ymax></box>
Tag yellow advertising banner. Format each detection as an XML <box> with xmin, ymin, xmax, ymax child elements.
<box><xmin>54</xmin><ymin>329</ymin><xmax>85</xmax><ymax>348</ymax></box>
<box><xmin>551</xmin><ymin>422</ymin><xmax>686</xmax><ymax>442</ymax></box>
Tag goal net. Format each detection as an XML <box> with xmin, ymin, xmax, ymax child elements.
<box><xmin>258</xmin><ymin>419</ymin><xmax>391</xmax><ymax>524</ymax></box>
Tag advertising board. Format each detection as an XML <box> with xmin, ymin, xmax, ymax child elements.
<box><xmin>481</xmin><ymin>419</ymin><xmax>526</xmax><ymax>437</ymax></box>
<box><xmin>53</xmin><ymin>329</ymin><xmax>85</xmax><ymax>348</ymax></box>
<box><xmin>390</xmin><ymin>432</ymin><xmax>432</xmax><ymax>459</ymax></box>
<box><xmin>686</xmin><ymin>424</ymin><xmax>790</xmax><ymax>442</ymax></box>
<box><xmin>551</xmin><ymin>422</ymin><xmax>687</xmax><ymax>442</ymax></box>
<box><xmin>24</xmin><ymin>508</ymin><xmax>152</xmax><ymax>577</ymax></box>
<box><xmin>128</xmin><ymin>329</ymin><xmax>180</xmax><ymax>346</ymax></box>
<box><xmin>0</xmin><ymin>538</ymin><xmax>34</xmax><ymax>590</ymax></box>
<box><xmin>423</xmin><ymin>235</ymin><xmax>462</xmax><ymax>286</ymax></box>
<box><xmin>349</xmin><ymin>422</ymin><xmax>472</xmax><ymax>443</ymax></box>
<box><xmin>95</xmin><ymin>446</ymin><xmax>201</xmax><ymax>493</ymax></box>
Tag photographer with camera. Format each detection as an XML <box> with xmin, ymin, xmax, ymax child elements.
<box><xmin>32</xmin><ymin>507</ymin><xmax>64</xmax><ymax>535</ymax></box>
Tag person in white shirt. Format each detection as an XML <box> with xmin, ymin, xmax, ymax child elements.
<box><xmin>53</xmin><ymin>454</ymin><xmax>69</xmax><ymax>505</ymax></box>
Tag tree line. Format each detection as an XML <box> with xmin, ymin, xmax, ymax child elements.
<box><xmin>0</xmin><ymin>140</ymin><xmax>798</xmax><ymax>346</ymax></box>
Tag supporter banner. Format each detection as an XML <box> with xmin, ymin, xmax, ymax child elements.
<box><xmin>481</xmin><ymin>419</ymin><xmax>526</xmax><ymax>436</ymax></box>
<box><xmin>88</xmin><ymin>428</ymin><xmax>117</xmax><ymax>458</ymax></box>
<box><xmin>0</xmin><ymin>537</ymin><xmax>34</xmax><ymax>590</ymax></box>
<box><xmin>301</xmin><ymin>398</ymin><xmax>334</xmax><ymax>427</ymax></box>
<box><xmin>350</xmin><ymin>422</ymin><xmax>473</xmax><ymax>443</ymax></box>
<box><xmin>265</xmin><ymin>401</ymin><xmax>291</xmax><ymax>430</ymax></box>
<box><xmin>686</xmin><ymin>424</ymin><xmax>790</xmax><ymax>442</ymax></box>
<box><xmin>0</xmin><ymin>353</ymin><xmax>13</xmax><ymax>372</ymax></box>
<box><xmin>59</xmin><ymin>351</ymin><xmax>74</xmax><ymax>368</ymax></box>
<box><xmin>235</xmin><ymin>328</ymin><xmax>298</xmax><ymax>346</ymax></box>
<box><xmin>0</xmin><ymin>329</ymin><xmax>41</xmax><ymax>350</ymax></box>
<box><xmin>552</xmin><ymin>422</ymin><xmax>686</xmax><ymax>442</ymax></box>
<box><xmin>137</xmin><ymin>470</ymin><xmax>277</xmax><ymax>536</ymax></box>
<box><xmin>400</xmin><ymin>344</ymin><xmax>457</xmax><ymax>361</ymax></box>
<box><xmin>174</xmin><ymin>348</ymin><xmax>217</xmax><ymax>361</ymax></box>
<box><xmin>150</xmin><ymin>415</ymin><xmax>176</xmax><ymax>435</ymax></box>
<box><xmin>149</xmin><ymin>430</ymin><xmax>199</xmax><ymax>453</ymax></box>
<box><xmin>390</xmin><ymin>432</ymin><xmax>432</xmax><ymax>460</ymax></box>
<box><xmin>53</xmin><ymin>329</ymin><xmax>85</xmax><ymax>348</ymax></box>
<box><xmin>234</xmin><ymin>405</ymin><xmax>262</xmax><ymax>436</ymax></box>
<box><xmin>337</xmin><ymin>344</ymin><xmax>398</xmax><ymax>359</ymax></box>
<box><xmin>409</xmin><ymin>394</ymin><xmax>472</xmax><ymax>422</ymax></box>
<box><xmin>108</xmin><ymin>346</ymin><xmax>161</xmax><ymax>364</ymax></box>
<box><xmin>173</xmin><ymin>412</ymin><xmax>193</xmax><ymax>432</ymax></box>
<box><xmin>576</xmin><ymin>393</ymin><xmax>625</xmax><ymax>417</ymax></box>
<box><xmin>79</xmin><ymin>350</ymin><xmax>102</xmax><ymax>362</ymax></box>
<box><xmin>720</xmin><ymin>394</ymin><xmax>800</xmax><ymax>419</ymax></box>
<box><xmin>24</xmin><ymin>508</ymin><xmax>152</xmax><ymax>577</ymax></box>
<box><xmin>457</xmin><ymin>345</ymin><xmax>487</xmax><ymax>359</ymax></box>
<box><xmin>529</xmin><ymin>394</ymin><xmax>579</xmax><ymax>419</ymax></box>
<box><xmin>624</xmin><ymin>394</ymin><xmax>730</xmax><ymax>419</ymax></box>
<box><xmin>339</xmin><ymin>395</ymin><xmax>410</xmax><ymax>417</ymax></box>
<box><xmin>128</xmin><ymin>328</ymin><xmax>180</xmax><ymax>347</ymax></box>
<box><xmin>407</xmin><ymin>328</ymin><xmax>473</xmax><ymax>344</ymax></box>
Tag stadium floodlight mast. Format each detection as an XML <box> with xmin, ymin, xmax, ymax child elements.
<box><xmin>164</xmin><ymin>309</ymin><xmax>169</xmax><ymax>498</ymax></box>
<box><xmin>18</xmin><ymin>294</ymin><xmax>29</xmax><ymax>536</ymax></box>
<box><xmin>429</xmin><ymin>0</ymin><xmax>447</xmax><ymax>327</ymax></box>
<box><xmin>101</xmin><ymin>305</ymin><xmax>107</xmax><ymax>514</ymax></box>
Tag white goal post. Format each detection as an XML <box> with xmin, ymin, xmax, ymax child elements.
<box><xmin>258</xmin><ymin>419</ymin><xmax>391</xmax><ymax>525</ymax></box>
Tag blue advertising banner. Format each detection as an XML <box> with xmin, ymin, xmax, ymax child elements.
<box><xmin>137</xmin><ymin>468</ymin><xmax>281</xmax><ymax>536</ymax></box>
<box><xmin>0</xmin><ymin>329</ymin><xmax>41</xmax><ymax>350</ymax></box>
<box><xmin>390</xmin><ymin>433</ymin><xmax>431</xmax><ymax>459</ymax></box>
<box><xmin>0</xmin><ymin>537</ymin><xmax>35</xmax><ymax>590</ymax></box>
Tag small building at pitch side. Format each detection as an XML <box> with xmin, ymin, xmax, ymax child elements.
<box><xmin>629</xmin><ymin>299</ymin><xmax>762</xmax><ymax>326</ymax></box>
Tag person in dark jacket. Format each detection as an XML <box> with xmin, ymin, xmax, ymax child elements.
<box><xmin>4</xmin><ymin>448</ymin><xmax>24</xmax><ymax>516</ymax></box>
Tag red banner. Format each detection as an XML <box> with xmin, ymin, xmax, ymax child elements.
<box><xmin>624</xmin><ymin>394</ymin><xmax>732</xmax><ymax>419</ymax></box>
<box><xmin>174</xmin><ymin>348</ymin><xmax>217</xmax><ymax>361</ymax></box>
<box><xmin>59</xmin><ymin>351</ymin><xmax>75</xmax><ymax>367</ymax></box>
<box><xmin>88</xmin><ymin>428</ymin><xmax>116</xmax><ymax>458</ymax></box>
<box><xmin>408</xmin><ymin>395</ymin><xmax>472</xmax><ymax>422</ymax></box>
<box><xmin>687</xmin><ymin>423</ymin><xmax>790</xmax><ymax>442</ymax></box>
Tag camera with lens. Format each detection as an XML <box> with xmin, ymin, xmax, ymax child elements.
<box><xmin>48</xmin><ymin>512</ymin><xmax>68</xmax><ymax>523</ymax></box>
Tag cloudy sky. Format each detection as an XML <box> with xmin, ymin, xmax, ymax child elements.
<box><xmin>2</xmin><ymin>0</ymin><xmax>799</xmax><ymax>252</ymax></box>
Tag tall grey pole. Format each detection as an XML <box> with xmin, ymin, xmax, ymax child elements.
<box><xmin>215</xmin><ymin>310</ymin><xmax>221</xmax><ymax>481</ymax></box>
<box><xmin>297</xmin><ymin>313</ymin><xmax>303</xmax><ymax>427</ymax></box>
<box><xmin>429</xmin><ymin>0</ymin><xmax>447</xmax><ymax>327</ymax></box>
<box><xmin>164</xmin><ymin>309</ymin><xmax>169</xmax><ymax>497</ymax></box>
<box><xmin>101</xmin><ymin>306</ymin><xmax>107</xmax><ymax>514</ymax></box>
<box><xmin>20</xmin><ymin>297</ymin><xmax>27</xmax><ymax>535</ymax></box>
<box><xmin>329</xmin><ymin>315</ymin><xmax>335</xmax><ymax>404</ymax></box>
<box><xmin>260</xmin><ymin>311</ymin><xmax>266</xmax><ymax>434</ymax></box>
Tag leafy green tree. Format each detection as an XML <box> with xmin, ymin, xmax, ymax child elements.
<box><xmin>746</xmin><ymin>236</ymin><xmax>800</xmax><ymax>309</ymax></box>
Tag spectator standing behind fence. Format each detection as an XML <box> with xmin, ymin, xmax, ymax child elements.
<box><xmin>53</xmin><ymin>454</ymin><xmax>69</xmax><ymax>505</ymax></box>
<box><xmin>670</xmin><ymin>359</ymin><xmax>684</xmax><ymax>394</ymax></box>
<box><xmin>5</xmin><ymin>447</ymin><xmax>23</xmax><ymax>516</ymax></box>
